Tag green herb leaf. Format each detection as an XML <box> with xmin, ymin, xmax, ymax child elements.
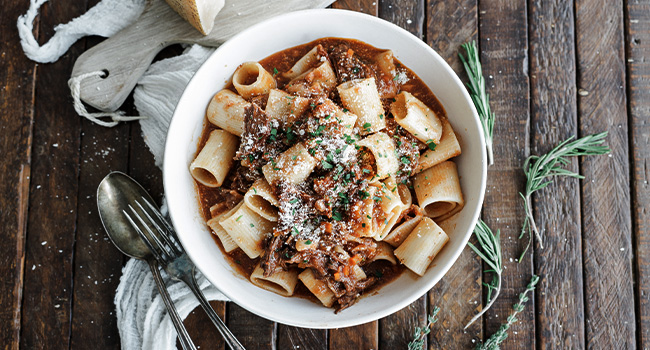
<box><xmin>518</xmin><ymin>132</ymin><xmax>610</xmax><ymax>261</ymax></box>
<box><xmin>459</xmin><ymin>40</ymin><xmax>495</xmax><ymax>165</ymax></box>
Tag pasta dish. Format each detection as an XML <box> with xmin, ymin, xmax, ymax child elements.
<box><xmin>189</xmin><ymin>38</ymin><xmax>463</xmax><ymax>311</ymax></box>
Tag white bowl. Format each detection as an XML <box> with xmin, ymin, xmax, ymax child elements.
<box><xmin>164</xmin><ymin>9</ymin><xmax>487</xmax><ymax>328</ymax></box>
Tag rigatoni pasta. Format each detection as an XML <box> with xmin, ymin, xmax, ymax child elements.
<box><xmin>219</xmin><ymin>202</ymin><xmax>274</xmax><ymax>259</ymax></box>
<box><xmin>190</xmin><ymin>37</ymin><xmax>464</xmax><ymax>312</ymax></box>
<box><xmin>189</xmin><ymin>129</ymin><xmax>239</xmax><ymax>187</ymax></box>
<box><xmin>413</xmin><ymin>161</ymin><xmax>464</xmax><ymax>221</ymax></box>
<box><xmin>337</xmin><ymin>77</ymin><xmax>386</xmax><ymax>135</ymax></box>
<box><xmin>390</xmin><ymin>91</ymin><xmax>443</xmax><ymax>144</ymax></box>
<box><xmin>233</xmin><ymin>62</ymin><xmax>277</xmax><ymax>99</ymax></box>
<box><xmin>250</xmin><ymin>263</ymin><xmax>299</xmax><ymax>297</ymax></box>
<box><xmin>207</xmin><ymin>89</ymin><xmax>250</xmax><ymax>136</ymax></box>
<box><xmin>394</xmin><ymin>217</ymin><xmax>449</xmax><ymax>276</ymax></box>
<box><xmin>415</xmin><ymin>118</ymin><xmax>462</xmax><ymax>173</ymax></box>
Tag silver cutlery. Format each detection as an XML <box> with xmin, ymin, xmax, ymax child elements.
<box><xmin>99</xmin><ymin>171</ymin><xmax>245</xmax><ymax>350</ymax></box>
<box><xmin>97</xmin><ymin>171</ymin><xmax>197</xmax><ymax>350</ymax></box>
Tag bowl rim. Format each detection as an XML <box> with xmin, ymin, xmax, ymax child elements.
<box><xmin>164</xmin><ymin>8</ymin><xmax>487</xmax><ymax>328</ymax></box>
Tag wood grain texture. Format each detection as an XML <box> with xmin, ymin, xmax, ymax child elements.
<box><xmin>331</xmin><ymin>0</ymin><xmax>377</xmax><ymax>15</ymax></box>
<box><xmin>18</xmin><ymin>0</ymin><xmax>88</xmax><ymax>348</ymax></box>
<box><xmin>527</xmin><ymin>1</ymin><xmax>585</xmax><ymax>349</ymax></box>
<box><xmin>575</xmin><ymin>0</ymin><xmax>635</xmax><ymax>348</ymax></box>
<box><xmin>330</xmin><ymin>321</ymin><xmax>378</xmax><ymax>349</ymax></box>
<box><xmin>477</xmin><ymin>0</ymin><xmax>534</xmax><ymax>349</ymax></box>
<box><xmin>226</xmin><ymin>303</ymin><xmax>275</xmax><ymax>350</ymax></box>
<box><xmin>277</xmin><ymin>325</ymin><xmax>327</xmax><ymax>350</ymax></box>
<box><xmin>380</xmin><ymin>296</ymin><xmax>427</xmax><ymax>349</ymax></box>
<box><xmin>0</xmin><ymin>1</ymin><xmax>37</xmax><ymax>348</ymax></box>
<box><xmin>184</xmin><ymin>301</ymin><xmax>226</xmax><ymax>350</ymax></box>
<box><xmin>426</xmin><ymin>0</ymin><xmax>478</xmax><ymax>72</ymax></box>
<box><xmin>69</xmin><ymin>121</ymin><xmax>129</xmax><ymax>350</ymax></box>
<box><xmin>379</xmin><ymin>0</ymin><xmax>424</xmax><ymax>39</ymax></box>
<box><xmin>425</xmin><ymin>1</ymin><xmax>481</xmax><ymax>348</ymax></box>
<box><xmin>626</xmin><ymin>1</ymin><xmax>650</xmax><ymax>348</ymax></box>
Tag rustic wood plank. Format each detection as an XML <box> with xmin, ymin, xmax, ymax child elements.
<box><xmin>331</xmin><ymin>0</ymin><xmax>377</xmax><ymax>15</ymax></box>
<box><xmin>379</xmin><ymin>296</ymin><xmax>426</xmax><ymax>349</ymax></box>
<box><xmin>330</xmin><ymin>321</ymin><xmax>378</xmax><ymax>349</ymax></box>
<box><xmin>18</xmin><ymin>0</ymin><xmax>88</xmax><ymax>348</ymax></box>
<box><xmin>277</xmin><ymin>325</ymin><xmax>327</xmax><ymax>350</ymax></box>
<box><xmin>575</xmin><ymin>0</ymin><xmax>635</xmax><ymax>348</ymax></box>
<box><xmin>184</xmin><ymin>300</ymin><xmax>226</xmax><ymax>350</ymax></box>
<box><xmin>227</xmin><ymin>303</ymin><xmax>275</xmax><ymax>349</ymax></box>
<box><xmin>0</xmin><ymin>1</ymin><xmax>38</xmax><ymax>348</ymax></box>
<box><xmin>379</xmin><ymin>0</ymin><xmax>424</xmax><ymax>39</ymax></box>
<box><xmin>69</xmin><ymin>121</ymin><xmax>130</xmax><ymax>350</ymax></box>
<box><xmin>477</xmin><ymin>0</ymin><xmax>534</xmax><ymax>348</ymax></box>
<box><xmin>426</xmin><ymin>0</ymin><xmax>478</xmax><ymax>72</ymax></box>
<box><xmin>425</xmin><ymin>0</ymin><xmax>481</xmax><ymax>348</ymax></box>
<box><xmin>626</xmin><ymin>1</ymin><xmax>650</xmax><ymax>348</ymax></box>
<box><xmin>527</xmin><ymin>1</ymin><xmax>585</xmax><ymax>349</ymax></box>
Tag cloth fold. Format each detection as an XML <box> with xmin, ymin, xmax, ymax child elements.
<box><xmin>17</xmin><ymin>0</ymin><xmax>334</xmax><ymax>349</ymax></box>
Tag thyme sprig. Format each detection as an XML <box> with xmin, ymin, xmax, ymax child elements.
<box><xmin>475</xmin><ymin>275</ymin><xmax>540</xmax><ymax>350</ymax></box>
<box><xmin>465</xmin><ymin>219</ymin><xmax>503</xmax><ymax>329</ymax></box>
<box><xmin>407</xmin><ymin>306</ymin><xmax>440</xmax><ymax>350</ymax></box>
<box><xmin>459</xmin><ymin>40</ymin><xmax>495</xmax><ymax>165</ymax></box>
<box><xmin>518</xmin><ymin>131</ymin><xmax>610</xmax><ymax>260</ymax></box>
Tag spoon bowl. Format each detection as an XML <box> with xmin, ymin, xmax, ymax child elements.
<box><xmin>97</xmin><ymin>172</ymin><xmax>155</xmax><ymax>259</ymax></box>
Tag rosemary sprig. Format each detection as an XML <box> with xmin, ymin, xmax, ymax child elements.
<box><xmin>518</xmin><ymin>131</ymin><xmax>610</xmax><ymax>260</ymax></box>
<box><xmin>475</xmin><ymin>275</ymin><xmax>540</xmax><ymax>350</ymax></box>
<box><xmin>407</xmin><ymin>306</ymin><xmax>440</xmax><ymax>350</ymax></box>
<box><xmin>465</xmin><ymin>219</ymin><xmax>503</xmax><ymax>329</ymax></box>
<box><xmin>459</xmin><ymin>40</ymin><xmax>495</xmax><ymax>165</ymax></box>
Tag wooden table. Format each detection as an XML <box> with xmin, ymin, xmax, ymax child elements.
<box><xmin>2</xmin><ymin>0</ymin><xmax>648</xmax><ymax>348</ymax></box>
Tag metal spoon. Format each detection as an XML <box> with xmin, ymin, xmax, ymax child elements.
<box><xmin>97</xmin><ymin>172</ymin><xmax>196</xmax><ymax>350</ymax></box>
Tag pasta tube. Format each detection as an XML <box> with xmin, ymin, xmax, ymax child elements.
<box><xmin>232</xmin><ymin>62</ymin><xmax>277</xmax><ymax>99</ymax></box>
<box><xmin>394</xmin><ymin>217</ymin><xmax>449</xmax><ymax>276</ymax></box>
<box><xmin>189</xmin><ymin>129</ymin><xmax>239</xmax><ymax>187</ymax></box>
<box><xmin>390</xmin><ymin>91</ymin><xmax>443</xmax><ymax>144</ymax></box>
<box><xmin>413</xmin><ymin>161</ymin><xmax>464</xmax><ymax>221</ymax></box>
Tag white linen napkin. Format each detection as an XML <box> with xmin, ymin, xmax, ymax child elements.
<box><xmin>18</xmin><ymin>1</ymin><xmax>334</xmax><ymax>349</ymax></box>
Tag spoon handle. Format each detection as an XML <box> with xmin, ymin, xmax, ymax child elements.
<box><xmin>185</xmin><ymin>273</ymin><xmax>246</xmax><ymax>350</ymax></box>
<box><xmin>148</xmin><ymin>260</ymin><xmax>197</xmax><ymax>350</ymax></box>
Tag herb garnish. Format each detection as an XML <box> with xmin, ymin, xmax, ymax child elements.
<box><xmin>475</xmin><ymin>275</ymin><xmax>540</xmax><ymax>350</ymax></box>
<box><xmin>407</xmin><ymin>306</ymin><xmax>440</xmax><ymax>350</ymax></box>
<box><xmin>459</xmin><ymin>40</ymin><xmax>495</xmax><ymax>165</ymax></box>
<box><xmin>465</xmin><ymin>219</ymin><xmax>503</xmax><ymax>329</ymax></box>
<box><xmin>518</xmin><ymin>131</ymin><xmax>610</xmax><ymax>260</ymax></box>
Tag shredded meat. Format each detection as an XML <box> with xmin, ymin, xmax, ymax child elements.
<box><xmin>235</xmin><ymin>104</ymin><xmax>288</xmax><ymax>172</ymax></box>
